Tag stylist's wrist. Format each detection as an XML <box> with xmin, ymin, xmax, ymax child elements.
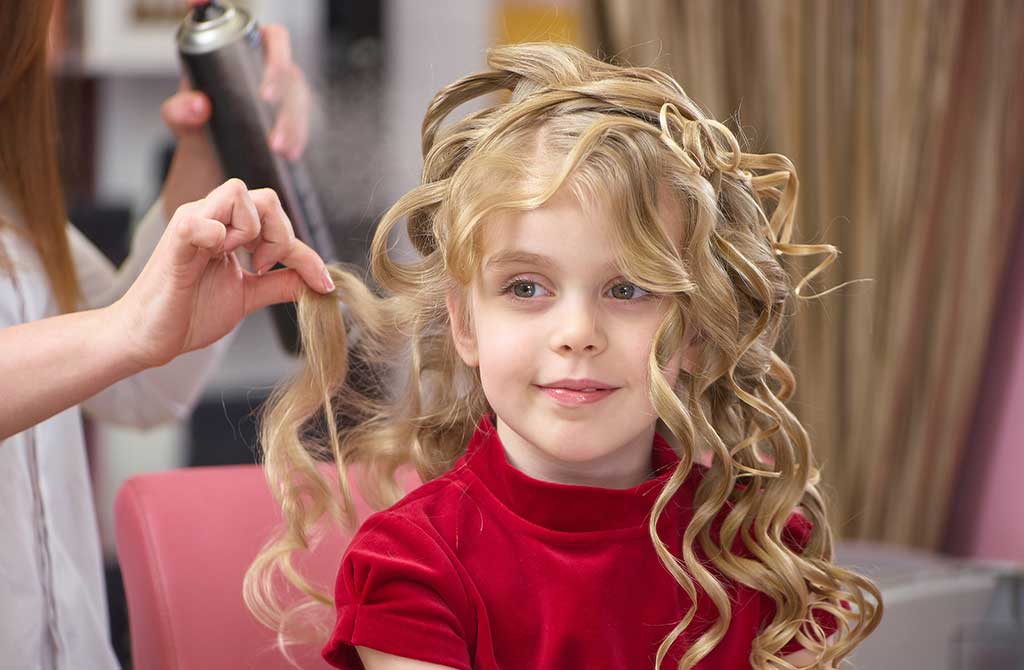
<box><xmin>159</xmin><ymin>87</ymin><xmax>222</xmax><ymax>219</ymax></box>
<box><xmin>161</xmin><ymin>143</ymin><xmax>223</xmax><ymax>220</ymax></box>
<box><xmin>99</xmin><ymin>300</ymin><xmax>158</xmax><ymax>376</ymax></box>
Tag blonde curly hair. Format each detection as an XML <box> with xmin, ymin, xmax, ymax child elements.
<box><xmin>244</xmin><ymin>41</ymin><xmax>882</xmax><ymax>670</ymax></box>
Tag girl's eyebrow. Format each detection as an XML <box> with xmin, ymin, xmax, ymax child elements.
<box><xmin>483</xmin><ymin>249</ymin><xmax>619</xmax><ymax>274</ymax></box>
<box><xmin>483</xmin><ymin>250</ymin><xmax>557</xmax><ymax>272</ymax></box>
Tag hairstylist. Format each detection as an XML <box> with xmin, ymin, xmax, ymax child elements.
<box><xmin>0</xmin><ymin>1</ymin><xmax>332</xmax><ymax>667</ymax></box>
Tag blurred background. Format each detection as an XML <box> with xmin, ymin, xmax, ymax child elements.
<box><xmin>49</xmin><ymin>0</ymin><xmax>1023</xmax><ymax>667</ymax></box>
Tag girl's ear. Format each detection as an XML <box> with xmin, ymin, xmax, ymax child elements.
<box><xmin>679</xmin><ymin>323</ymin><xmax>704</xmax><ymax>375</ymax></box>
<box><xmin>446</xmin><ymin>287</ymin><xmax>480</xmax><ymax>368</ymax></box>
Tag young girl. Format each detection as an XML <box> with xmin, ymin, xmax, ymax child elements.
<box><xmin>245</xmin><ymin>42</ymin><xmax>882</xmax><ymax>670</ymax></box>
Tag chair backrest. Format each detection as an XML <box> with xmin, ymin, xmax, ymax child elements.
<box><xmin>114</xmin><ymin>464</ymin><xmax>419</xmax><ymax>670</ymax></box>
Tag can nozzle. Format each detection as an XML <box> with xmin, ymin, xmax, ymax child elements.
<box><xmin>193</xmin><ymin>0</ymin><xmax>226</xmax><ymax>23</ymax></box>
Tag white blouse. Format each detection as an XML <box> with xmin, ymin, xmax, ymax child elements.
<box><xmin>0</xmin><ymin>190</ymin><xmax>233</xmax><ymax>670</ymax></box>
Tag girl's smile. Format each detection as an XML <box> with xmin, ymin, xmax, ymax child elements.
<box><xmin>534</xmin><ymin>379</ymin><xmax>620</xmax><ymax>406</ymax></box>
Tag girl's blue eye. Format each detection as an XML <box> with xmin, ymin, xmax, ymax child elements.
<box><xmin>499</xmin><ymin>278</ymin><xmax>651</xmax><ymax>301</ymax></box>
<box><xmin>608</xmin><ymin>283</ymin><xmax>650</xmax><ymax>300</ymax></box>
<box><xmin>503</xmin><ymin>280</ymin><xmax>548</xmax><ymax>299</ymax></box>
<box><xmin>513</xmin><ymin>281</ymin><xmax>537</xmax><ymax>298</ymax></box>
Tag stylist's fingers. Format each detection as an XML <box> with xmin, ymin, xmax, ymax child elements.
<box><xmin>192</xmin><ymin>179</ymin><xmax>262</xmax><ymax>252</ymax></box>
<box><xmin>161</xmin><ymin>78</ymin><xmax>211</xmax><ymax>138</ymax></box>
<box><xmin>244</xmin><ymin>186</ymin><xmax>332</xmax><ymax>296</ymax></box>
<box><xmin>247</xmin><ymin>188</ymin><xmax>295</xmax><ymax>273</ymax></box>
<box><xmin>243</xmin><ymin>267</ymin><xmax>308</xmax><ymax>314</ymax></box>
<box><xmin>165</xmin><ymin>180</ymin><xmax>332</xmax><ymax>306</ymax></box>
<box><xmin>168</xmin><ymin>204</ymin><xmax>227</xmax><ymax>267</ymax></box>
<box><xmin>269</xmin><ymin>72</ymin><xmax>310</xmax><ymax>160</ymax></box>
<box><xmin>244</xmin><ymin>241</ymin><xmax>333</xmax><ymax>313</ymax></box>
<box><xmin>256</xmin><ymin>234</ymin><xmax>333</xmax><ymax>298</ymax></box>
<box><xmin>279</xmin><ymin>238</ymin><xmax>333</xmax><ymax>294</ymax></box>
<box><xmin>259</xmin><ymin>24</ymin><xmax>292</xmax><ymax>103</ymax></box>
<box><xmin>260</xmin><ymin>24</ymin><xmax>310</xmax><ymax>159</ymax></box>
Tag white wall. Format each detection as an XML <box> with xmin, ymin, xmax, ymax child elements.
<box><xmin>383</xmin><ymin>0</ymin><xmax>494</xmax><ymax>259</ymax></box>
<box><xmin>94</xmin><ymin>75</ymin><xmax>178</xmax><ymax>211</ymax></box>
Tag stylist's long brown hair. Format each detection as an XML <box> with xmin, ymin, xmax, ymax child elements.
<box><xmin>0</xmin><ymin>0</ymin><xmax>78</xmax><ymax>312</ymax></box>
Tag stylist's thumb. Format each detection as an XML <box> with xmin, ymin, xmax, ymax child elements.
<box><xmin>161</xmin><ymin>80</ymin><xmax>211</xmax><ymax>139</ymax></box>
<box><xmin>244</xmin><ymin>267</ymin><xmax>333</xmax><ymax>315</ymax></box>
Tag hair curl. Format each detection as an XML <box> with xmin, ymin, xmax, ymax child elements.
<box><xmin>244</xmin><ymin>41</ymin><xmax>882</xmax><ymax>670</ymax></box>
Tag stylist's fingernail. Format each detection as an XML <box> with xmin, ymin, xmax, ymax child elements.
<box><xmin>262</xmin><ymin>83</ymin><xmax>275</xmax><ymax>100</ymax></box>
<box><xmin>191</xmin><ymin>97</ymin><xmax>204</xmax><ymax>115</ymax></box>
<box><xmin>322</xmin><ymin>269</ymin><xmax>335</xmax><ymax>292</ymax></box>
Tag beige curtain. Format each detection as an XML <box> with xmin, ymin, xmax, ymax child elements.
<box><xmin>585</xmin><ymin>0</ymin><xmax>1024</xmax><ymax>550</ymax></box>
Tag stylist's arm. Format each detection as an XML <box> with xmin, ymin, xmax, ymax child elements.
<box><xmin>0</xmin><ymin>178</ymin><xmax>334</xmax><ymax>440</ymax></box>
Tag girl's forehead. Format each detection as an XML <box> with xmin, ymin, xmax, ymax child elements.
<box><xmin>477</xmin><ymin>182</ymin><xmax>684</xmax><ymax>269</ymax></box>
<box><xmin>479</xmin><ymin>191</ymin><xmax>616</xmax><ymax>264</ymax></box>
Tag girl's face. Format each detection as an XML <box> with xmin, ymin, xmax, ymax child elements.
<box><xmin>448</xmin><ymin>185</ymin><xmax>695</xmax><ymax>489</ymax></box>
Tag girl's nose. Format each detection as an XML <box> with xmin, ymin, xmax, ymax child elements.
<box><xmin>549</xmin><ymin>297</ymin><xmax>607</xmax><ymax>356</ymax></box>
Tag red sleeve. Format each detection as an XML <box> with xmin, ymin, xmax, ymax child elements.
<box><xmin>762</xmin><ymin>510</ymin><xmax>842</xmax><ymax>656</ymax></box>
<box><xmin>321</xmin><ymin>512</ymin><xmax>473</xmax><ymax>670</ymax></box>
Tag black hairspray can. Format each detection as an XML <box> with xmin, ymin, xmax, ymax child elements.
<box><xmin>176</xmin><ymin>0</ymin><xmax>336</xmax><ymax>354</ymax></box>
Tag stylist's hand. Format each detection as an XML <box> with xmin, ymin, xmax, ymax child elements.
<box><xmin>116</xmin><ymin>179</ymin><xmax>334</xmax><ymax>369</ymax></box>
<box><xmin>160</xmin><ymin>3</ymin><xmax>311</xmax><ymax>216</ymax></box>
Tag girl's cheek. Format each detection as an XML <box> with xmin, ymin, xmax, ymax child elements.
<box><xmin>614</xmin><ymin>320</ymin><xmax>662</xmax><ymax>377</ymax></box>
<box><xmin>476</xmin><ymin>321</ymin><xmax>538</xmax><ymax>369</ymax></box>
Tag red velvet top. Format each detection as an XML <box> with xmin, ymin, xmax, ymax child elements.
<box><xmin>323</xmin><ymin>414</ymin><xmax>834</xmax><ymax>669</ymax></box>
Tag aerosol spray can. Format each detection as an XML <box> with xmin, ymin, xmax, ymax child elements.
<box><xmin>176</xmin><ymin>0</ymin><xmax>336</xmax><ymax>354</ymax></box>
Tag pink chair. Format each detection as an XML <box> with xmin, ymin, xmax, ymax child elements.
<box><xmin>115</xmin><ymin>464</ymin><xmax>416</xmax><ymax>670</ymax></box>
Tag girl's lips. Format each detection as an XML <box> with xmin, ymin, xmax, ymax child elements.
<box><xmin>536</xmin><ymin>385</ymin><xmax>619</xmax><ymax>406</ymax></box>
